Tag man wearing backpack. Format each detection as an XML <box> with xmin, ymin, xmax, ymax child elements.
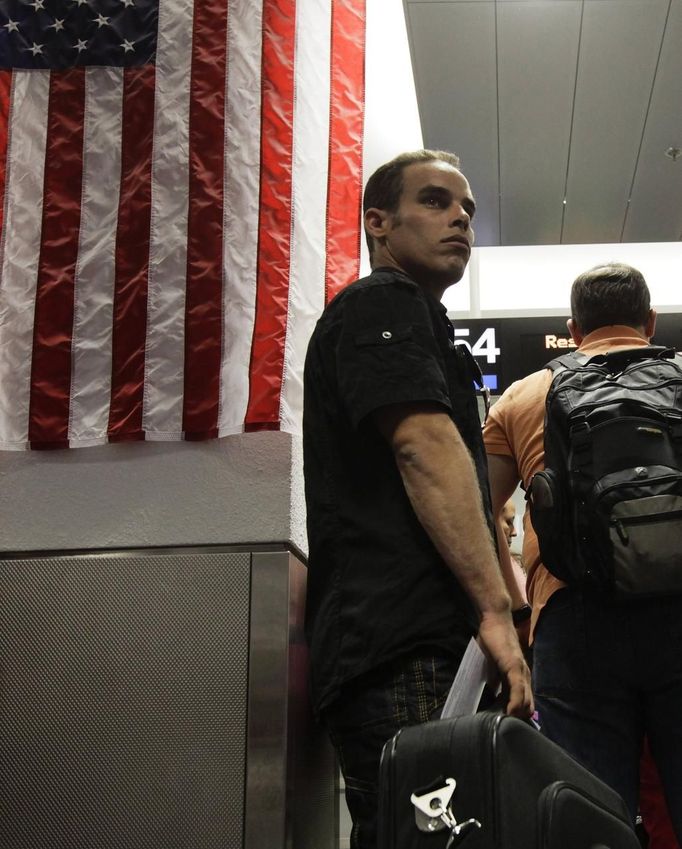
<box><xmin>482</xmin><ymin>262</ymin><xmax>682</xmax><ymax>841</ymax></box>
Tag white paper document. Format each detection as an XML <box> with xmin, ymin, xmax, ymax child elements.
<box><xmin>440</xmin><ymin>637</ymin><xmax>491</xmax><ymax>719</ymax></box>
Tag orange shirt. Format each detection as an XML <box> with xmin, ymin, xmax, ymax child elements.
<box><xmin>482</xmin><ymin>326</ymin><xmax>651</xmax><ymax>637</ymax></box>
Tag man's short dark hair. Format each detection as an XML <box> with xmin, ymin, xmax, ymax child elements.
<box><xmin>570</xmin><ymin>262</ymin><xmax>651</xmax><ymax>336</ymax></box>
<box><xmin>362</xmin><ymin>149</ymin><xmax>461</xmax><ymax>259</ymax></box>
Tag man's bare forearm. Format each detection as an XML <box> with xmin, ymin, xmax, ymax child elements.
<box><xmin>487</xmin><ymin>452</ymin><xmax>527</xmax><ymax>611</ymax></box>
<box><xmin>372</xmin><ymin>402</ymin><xmax>533</xmax><ymax>717</ymax></box>
<box><xmin>375</xmin><ymin>404</ymin><xmax>511</xmax><ymax>616</ymax></box>
<box><xmin>494</xmin><ymin>520</ymin><xmax>527</xmax><ymax>611</ymax></box>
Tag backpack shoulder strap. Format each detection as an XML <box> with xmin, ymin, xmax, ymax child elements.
<box><xmin>546</xmin><ymin>351</ymin><xmax>588</xmax><ymax>375</ymax></box>
<box><xmin>548</xmin><ymin>346</ymin><xmax>679</xmax><ymax>376</ymax></box>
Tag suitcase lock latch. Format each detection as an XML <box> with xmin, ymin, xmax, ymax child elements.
<box><xmin>411</xmin><ymin>778</ymin><xmax>482</xmax><ymax>846</ymax></box>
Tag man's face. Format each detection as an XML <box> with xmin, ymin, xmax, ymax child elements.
<box><xmin>501</xmin><ymin>501</ymin><xmax>517</xmax><ymax>547</ymax></box>
<box><xmin>379</xmin><ymin>161</ymin><xmax>475</xmax><ymax>291</ymax></box>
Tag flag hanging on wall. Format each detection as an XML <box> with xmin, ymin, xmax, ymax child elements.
<box><xmin>0</xmin><ymin>0</ymin><xmax>366</xmax><ymax>449</ymax></box>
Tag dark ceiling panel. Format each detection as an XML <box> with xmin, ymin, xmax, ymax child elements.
<box><xmin>405</xmin><ymin>0</ymin><xmax>500</xmax><ymax>244</ymax></box>
<box><xmin>623</xmin><ymin>0</ymin><xmax>682</xmax><ymax>242</ymax></box>
<box><xmin>497</xmin><ymin>1</ymin><xmax>582</xmax><ymax>245</ymax></box>
<box><xmin>403</xmin><ymin>0</ymin><xmax>681</xmax><ymax>246</ymax></box>
<box><xmin>562</xmin><ymin>0</ymin><xmax>670</xmax><ymax>244</ymax></box>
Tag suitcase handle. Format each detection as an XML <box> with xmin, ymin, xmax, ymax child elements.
<box><xmin>410</xmin><ymin>778</ymin><xmax>482</xmax><ymax>845</ymax></box>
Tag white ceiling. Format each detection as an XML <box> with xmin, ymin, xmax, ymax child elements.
<box><xmin>403</xmin><ymin>0</ymin><xmax>682</xmax><ymax>246</ymax></box>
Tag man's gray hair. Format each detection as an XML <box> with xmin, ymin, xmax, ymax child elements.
<box><xmin>570</xmin><ymin>262</ymin><xmax>651</xmax><ymax>336</ymax></box>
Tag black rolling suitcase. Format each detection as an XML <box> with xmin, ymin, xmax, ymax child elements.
<box><xmin>378</xmin><ymin>712</ymin><xmax>639</xmax><ymax>849</ymax></box>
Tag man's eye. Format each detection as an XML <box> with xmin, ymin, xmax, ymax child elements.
<box><xmin>424</xmin><ymin>196</ymin><xmax>442</xmax><ymax>207</ymax></box>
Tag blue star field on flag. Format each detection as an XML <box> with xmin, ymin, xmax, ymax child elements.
<box><xmin>0</xmin><ymin>0</ymin><xmax>158</xmax><ymax>69</ymax></box>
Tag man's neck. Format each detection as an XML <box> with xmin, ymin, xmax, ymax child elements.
<box><xmin>370</xmin><ymin>261</ymin><xmax>449</xmax><ymax>302</ymax></box>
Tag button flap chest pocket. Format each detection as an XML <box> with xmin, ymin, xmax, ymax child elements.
<box><xmin>354</xmin><ymin>324</ymin><xmax>413</xmax><ymax>347</ymax></box>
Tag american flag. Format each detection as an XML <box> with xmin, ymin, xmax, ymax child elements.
<box><xmin>0</xmin><ymin>0</ymin><xmax>366</xmax><ymax>449</ymax></box>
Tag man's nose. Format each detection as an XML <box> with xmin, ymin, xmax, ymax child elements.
<box><xmin>449</xmin><ymin>205</ymin><xmax>470</xmax><ymax>230</ymax></box>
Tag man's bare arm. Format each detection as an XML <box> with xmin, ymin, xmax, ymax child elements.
<box><xmin>487</xmin><ymin>453</ymin><xmax>531</xmax><ymax>647</ymax></box>
<box><xmin>372</xmin><ymin>402</ymin><xmax>533</xmax><ymax>718</ymax></box>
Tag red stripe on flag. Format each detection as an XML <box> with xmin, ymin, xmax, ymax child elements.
<box><xmin>244</xmin><ymin>0</ymin><xmax>297</xmax><ymax>431</ymax></box>
<box><xmin>0</xmin><ymin>70</ymin><xmax>12</xmax><ymax>243</ymax></box>
<box><xmin>182</xmin><ymin>0</ymin><xmax>228</xmax><ymax>440</ymax></box>
<box><xmin>108</xmin><ymin>65</ymin><xmax>156</xmax><ymax>441</ymax></box>
<box><xmin>325</xmin><ymin>0</ymin><xmax>366</xmax><ymax>304</ymax></box>
<box><xmin>28</xmin><ymin>69</ymin><xmax>86</xmax><ymax>449</ymax></box>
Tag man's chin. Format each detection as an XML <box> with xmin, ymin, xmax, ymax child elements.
<box><xmin>441</xmin><ymin>261</ymin><xmax>467</xmax><ymax>287</ymax></box>
<box><xmin>405</xmin><ymin>258</ymin><xmax>468</xmax><ymax>293</ymax></box>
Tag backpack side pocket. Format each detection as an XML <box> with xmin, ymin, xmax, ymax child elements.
<box><xmin>528</xmin><ymin>469</ymin><xmax>573</xmax><ymax>582</ymax></box>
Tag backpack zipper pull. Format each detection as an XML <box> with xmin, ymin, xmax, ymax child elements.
<box><xmin>612</xmin><ymin>518</ymin><xmax>629</xmax><ymax>545</ymax></box>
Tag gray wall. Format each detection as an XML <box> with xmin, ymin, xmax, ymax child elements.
<box><xmin>0</xmin><ymin>432</ymin><xmax>306</xmax><ymax>555</ymax></box>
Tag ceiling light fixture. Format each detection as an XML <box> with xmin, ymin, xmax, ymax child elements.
<box><xmin>665</xmin><ymin>146</ymin><xmax>681</xmax><ymax>162</ymax></box>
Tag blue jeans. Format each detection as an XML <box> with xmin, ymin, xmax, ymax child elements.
<box><xmin>323</xmin><ymin>650</ymin><xmax>464</xmax><ymax>849</ymax></box>
<box><xmin>533</xmin><ymin>587</ymin><xmax>682</xmax><ymax>839</ymax></box>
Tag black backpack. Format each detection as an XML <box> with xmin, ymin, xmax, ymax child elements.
<box><xmin>528</xmin><ymin>345</ymin><xmax>682</xmax><ymax>598</ymax></box>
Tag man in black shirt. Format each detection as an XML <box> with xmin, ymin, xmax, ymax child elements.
<box><xmin>303</xmin><ymin>150</ymin><xmax>532</xmax><ymax>849</ymax></box>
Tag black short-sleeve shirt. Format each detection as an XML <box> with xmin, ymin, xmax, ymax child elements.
<box><xmin>303</xmin><ymin>268</ymin><xmax>492</xmax><ymax>713</ymax></box>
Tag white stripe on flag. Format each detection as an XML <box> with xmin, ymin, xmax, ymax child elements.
<box><xmin>143</xmin><ymin>0</ymin><xmax>193</xmax><ymax>439</ymax></box>
<box><xmin>218</xmin><ymin>0</ymin><xmax>264</xmax><ymax>435</ymax></box>
<box><xmin>68</xmin><ymin>68</ymin><xmax>123</xmax><ymax>446</ymax></box>
<box><xmin>279</xmin><ymin>0</ymin><xmax>332</xmax><ymax>433</ymax></box>
<box><xmin>0</xmin><ymin>72</ymin><xmax>49</xmax><ymax>450</ymax></box>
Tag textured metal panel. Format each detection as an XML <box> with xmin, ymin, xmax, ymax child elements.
<box><xmin>405</xmin><ymin>0</ymin><xmax>500</xmax><ymax>245</ymax></box>
<box><xmin>562</xmin><ymin>0</ymin><xmax>670</xmax><ymax>244</ymax></box>
<box><xmin>0</xmin><ymin>550</ymin><xmax>251</xmax><ymax>849</ymax></box>
<box><xmin>285</xmin><ymin>554</ymin><xmax>338</xmax><ymax>849</ymax></box>
<box><xmin>244</xmin><ymin>551</ymin><xmax>290</xmax><ymax>847</ymax></box>
<box><xmin>245</xmin><ymin>552</ymin><xmax>337</xmax><ymax>849</ymax></box>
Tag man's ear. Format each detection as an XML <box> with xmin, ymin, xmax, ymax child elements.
<box><xmin>567</xmin><ymin>317</ymin><xmax>583</xmax><ymax>346</ymax></box>
<box><xmin>363</xmin><ymin>207</ymin><xmax>390</xmax><ymax>241</ymax></box>
<box><xmin>645</xmin><ymin>308</ymin><xmax>657</xmax><ymax>341</ymax></box>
